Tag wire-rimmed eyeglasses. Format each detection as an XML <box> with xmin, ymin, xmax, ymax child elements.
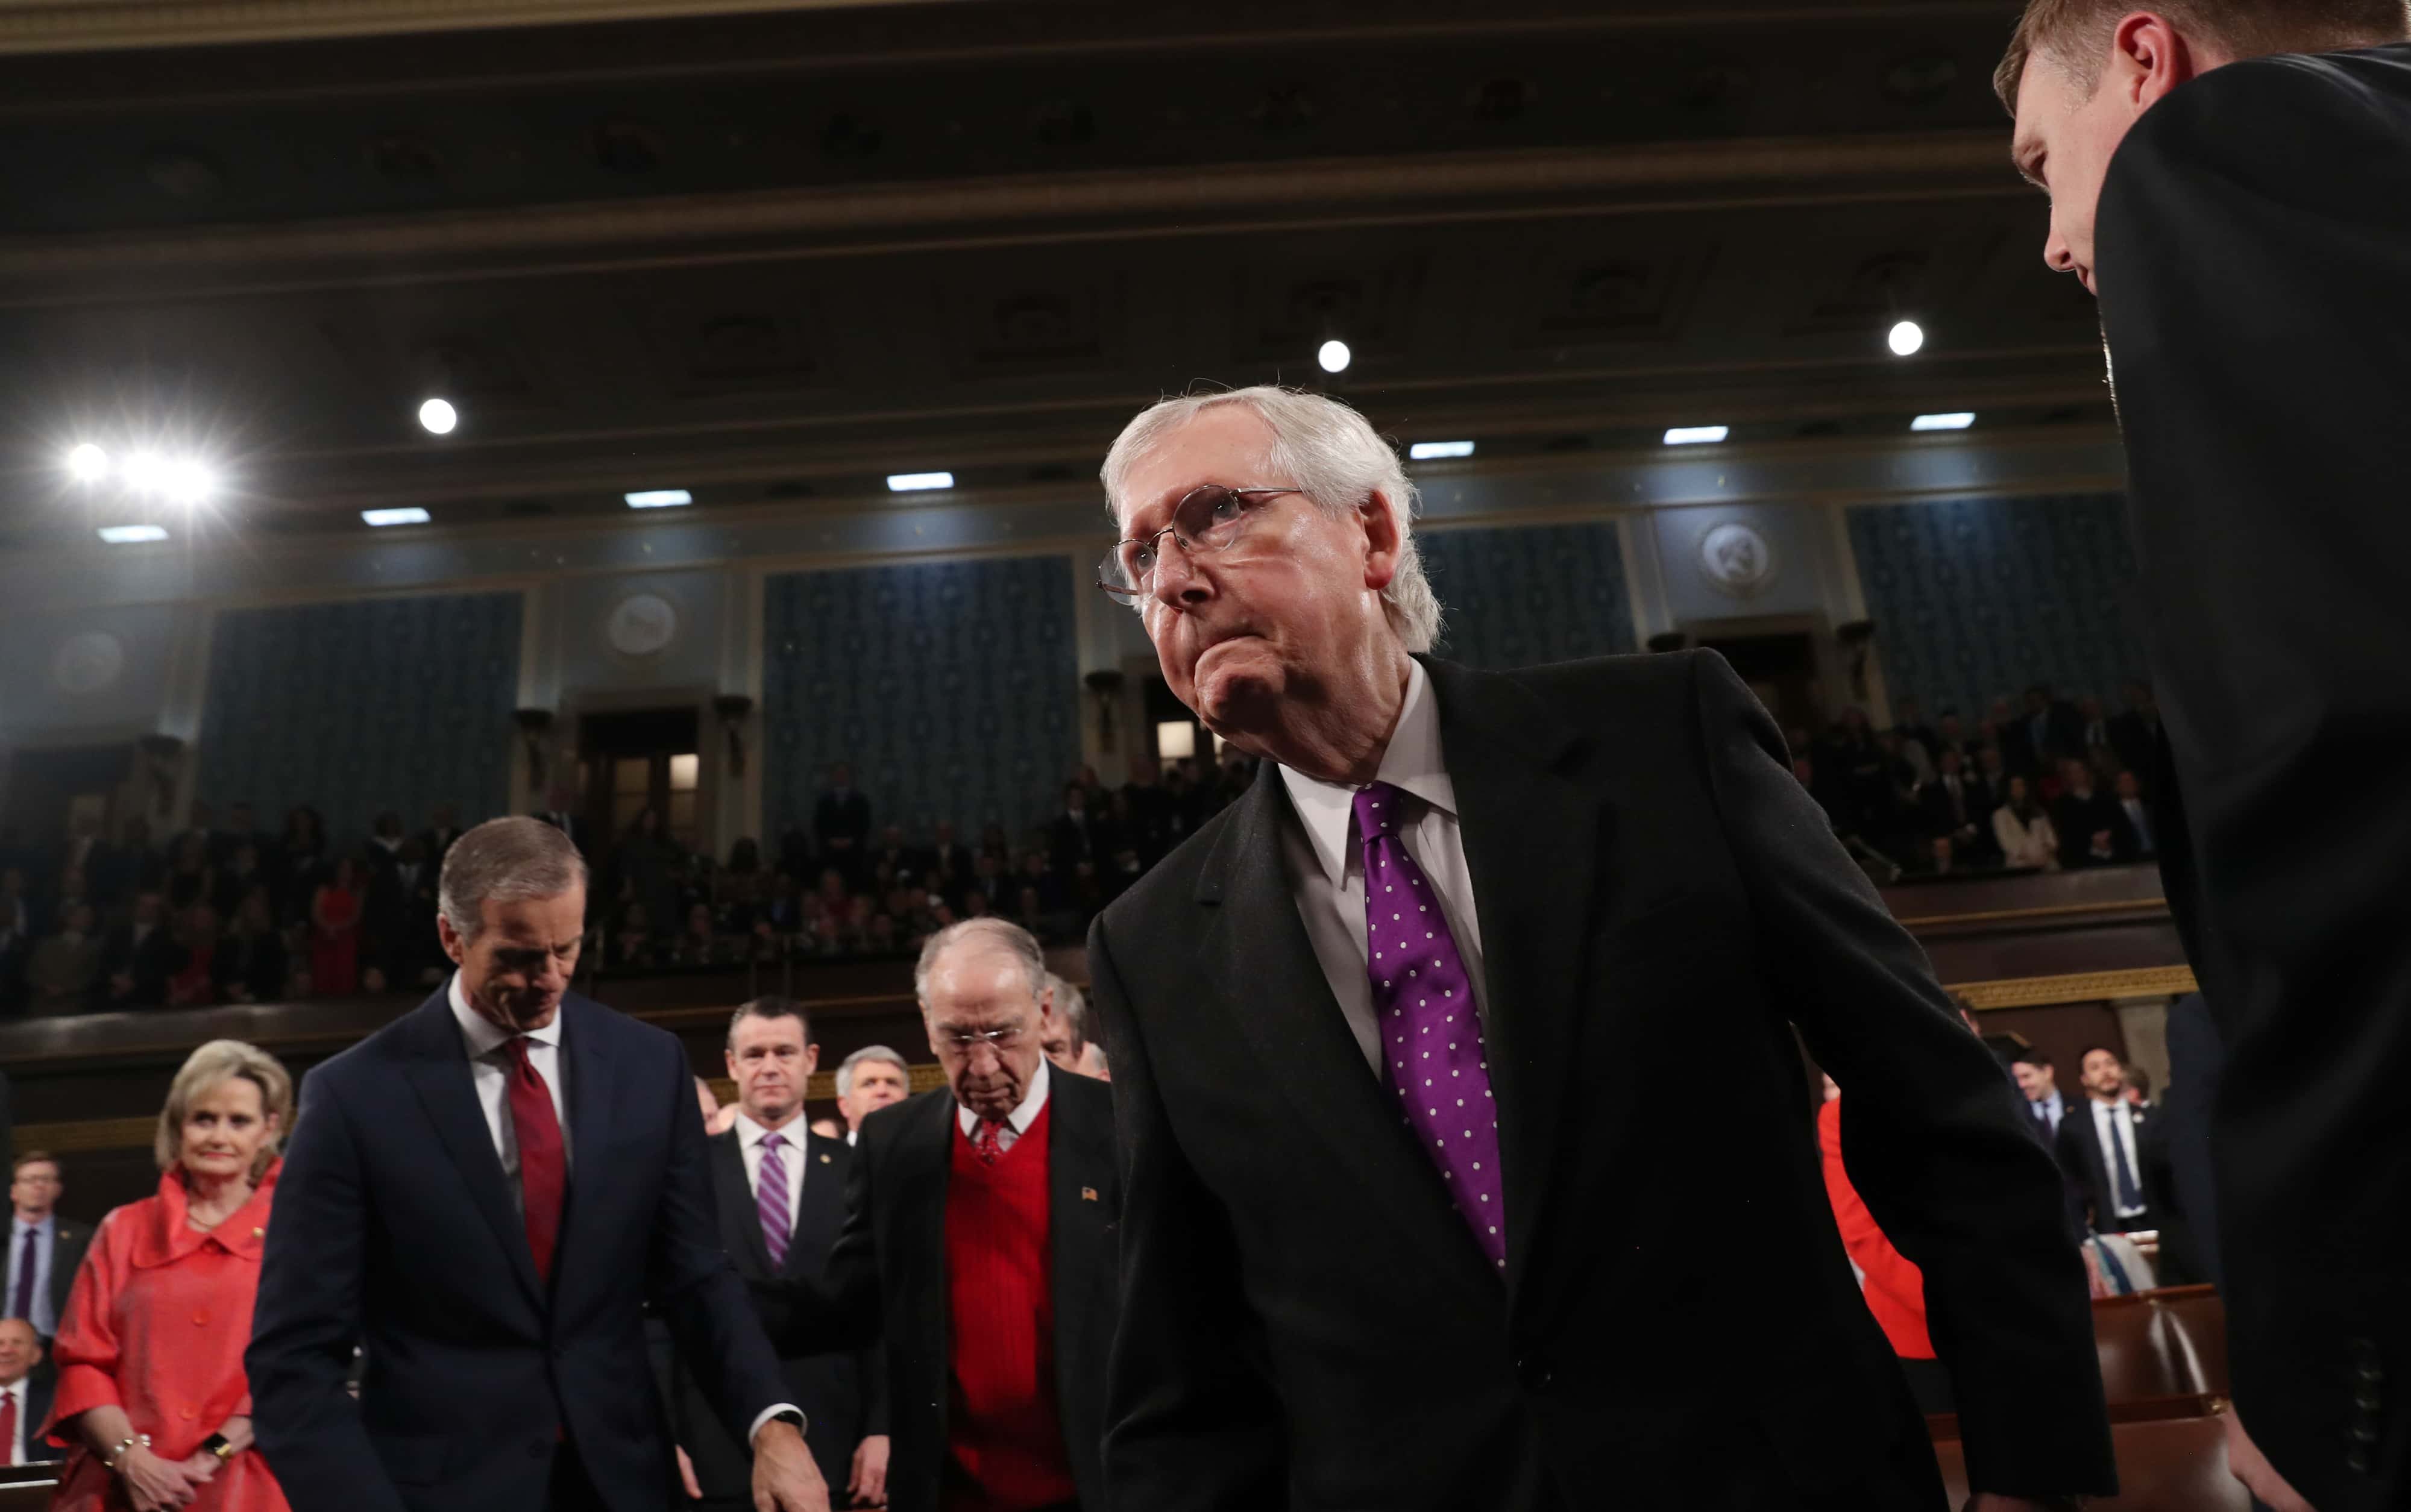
<box><xmin>1096</xmin><ymin>485</ymin><xmax>1303</xmax><ymax>602</ymax></box>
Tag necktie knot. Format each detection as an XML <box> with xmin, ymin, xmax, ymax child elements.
<box><xmin>1352</xmin><ymin>781</ymin><xmax>1407</xmax><ymax>842</ymax></box>
<box><xmin>761</xmin><ymin>1130</ymin><xmax>784</xmax><ymax>1150</ymax></box>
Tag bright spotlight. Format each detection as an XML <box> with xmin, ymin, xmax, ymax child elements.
<box><xmin>1911</xmin><ymin>412</ymin><xmax>1976</xmax><ymax>431</ymax></box>
<box><xmin>885</xmin><ymin>472</ymin><xmax>954</xmax><ymax>493</ymax></box>
<box><xmin>362</xmin><ymin>507</ymin><xmax>432</xmax><ymax>527</ymax></box>
<box><xmin>624</xmin><ymin>489</ymin><xmax>693</xmax><ymax>509</ymax></box>
<box><xmin>1408</xmin><ymin>441</ymin><xmax>1476</xmax><ymax>460</ymax></box>
<box><xmin>121</xmin><ymin>453</ymin><xmax>168</xmax><ymax>493</ymax></box>
<box><xmin>66</xmin><ymin>443</ymin><xmax>110</xmax><ymax>483</ymax></box>
<box><xmin>1888</xmin><ymin>320</ymin><xmax>1926</xmax><ymax>357</ymax></box>
<box><xmin>418</xmin><ymin>398</ymin><xmax>459</xmax><ymax>435</ymax></box>
<box><xmin>162</xmin><ymin>460</ymin><xmax>215</xmax><ymax>505</ymax></box>
<box><xmin>1316</xmin><ymin>339</ymin><xmax>1352</xmax><ymax>374</ymax></box>
<box><xmin>1664</xmin><ymin>425</ymin><xmax>1730</xmax><ymax>446</ymax></box>
<box><xmin>97</xmin><ymin>524</ymin><xmax>169</xmax><ymax>544</ymax></box>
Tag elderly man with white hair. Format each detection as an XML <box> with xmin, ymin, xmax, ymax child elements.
<box><xmin>1085</xmin><ymin>385</ymin><xmax>2114</xmax><ymax>1511</ymax></box>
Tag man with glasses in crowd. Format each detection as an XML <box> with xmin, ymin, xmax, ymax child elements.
<box><xmin>1084</xmin><ymin>384</ymin><xmax>2111</xmax><ymax>1510</ymax></box>
<box><xmin>756</xmin><ymin>919</ymin><xmax>1117</xmax><ymax>1512</ymax></box>
<box><xmin>7</xmin><ymin>1151</ymin><xmax>87</xmax><ymax>1352</ymax></box>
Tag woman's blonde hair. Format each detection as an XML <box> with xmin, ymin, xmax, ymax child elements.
<box><xmin>156</xmin><ymin>1039</ymin><xmax>294</xmax><ymax>1183</ymax></box>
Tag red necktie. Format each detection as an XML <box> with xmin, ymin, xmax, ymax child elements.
<box><xmin>972</xmin><ymin>1118</ymin><xmax>1007</xmax><ymax>1164</ymax></box>
<box><xmin>503</xmin><ymin>1037</ymin><xmax>566</xmax><ymax>1285</ymax></box>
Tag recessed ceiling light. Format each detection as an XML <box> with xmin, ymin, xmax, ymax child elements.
<box><xmin>1664</xmin><ymin>425</ymin><xmax>1729</xmax><ymax>445</ymax></box>
<box><xmin>1316</xmin><ymin>339</ymin><xmax>1352</xmax><ymax>374</ymax></box>
<box><xmin>98</xmin><ymin>524</ymin><xmax>169</xmax><ymax>544</ymax></box>
<box><xmin>66</xmin><ymin>443</ymin><xmax>110</xmax><ymax>483</ymax></box>
<box><xmin>1408</xmin><ymin>441</ymin><xmax>1476</xmax><ymax>460</ymax></box>
<box><xmin>1911</xmin><ymin>412</ymin><xmax>1976</xmax><ymax>431</ymax></box>
<box><xmin>1888</xmin><ymin>320</ymin><xmax>1926</xmax><ymax>357</ymax></box>
<box><xmin>121</xmin><ymin>453</ymin><xmax>168</xmax><ymax>493</ymax></box>
<box><xmin>624</xmin><ymin>489</ymin><xmax>693</xmax><ymax>509</ymax></box>
<box><xmin>162</xmin><ymin>460</ymin><xmax>215</xmax><ymax>505</ymax></box>
<box><xmin>886</xmin><ymin>472</ymin><xmax>954</xmax><ymax>492</ymax></box>
<box><xmin>362</xmin><ymin>507</ymin><xmax>432</xmax><ymax>527</ymax></box>
<box><xmin>418</xmin><ymin>397</ymin><xmax>459</xmax><ymax>435</ymax></box>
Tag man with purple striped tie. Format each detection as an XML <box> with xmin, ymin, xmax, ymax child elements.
<box><xmin>1089</xmin><ymin>386</ymin><xmax>2114</xmax><ymax>1511</ymax></box>
<box><xmin>664</xmin><ymin>999</ymin><xmax>882</xmax><ymax>1511</ymax></box>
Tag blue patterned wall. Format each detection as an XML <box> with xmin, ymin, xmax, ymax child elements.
<box><xmin>1846</xmin><ymin>492</ymin><xmax>2148</xmax><ymax>720</ymax></box>
<box><xmin>762</xmin><ymin>556</ymin><xmax>1081</xmax><ymax>845</ymax></box>
<box><xmin>1419</xmin><ymin>520</ymin><xmax>1637</xmax><ymax>670</ymax></box>
<box><xmin>195</xmin><ymin>594</ymin><xmax>522</xmax><ymax>847</ymax></box>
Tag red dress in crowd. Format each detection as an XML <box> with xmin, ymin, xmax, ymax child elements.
<box><xmin>1817</xmin><ymin>1097</ymin><xmax>1935</xmax><ymax>1360</ymax></box>
<box><xmin>42</xmin><ymin>1163</ymin><xmax>291</xmax><ymax>1512</ymax></box>
<box><xmin>310</xmin><ymin>883</ymin><xmax>359</xmax><ymax>996</ymax></box>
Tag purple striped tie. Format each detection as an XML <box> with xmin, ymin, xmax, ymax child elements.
<box><xmin>1357</xmin><ymin>782</ymin><xmax>1507</xmax><ymax>1272</ymax></box>
<box><xmin>758</xmin><ymin>1131</ymin><xmax>791</xmax><ymax>1270</ymax></box>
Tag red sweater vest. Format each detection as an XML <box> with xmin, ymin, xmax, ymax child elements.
<box><xmin>943</xmin><ymin>1099</ymin><xmax>1078</xmax><ymax>1512</ymax></box>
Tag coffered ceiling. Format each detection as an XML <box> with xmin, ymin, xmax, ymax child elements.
<box><xmin>0</xmin><ymin>0</ymin><xmax>2114</xmax><ymax>553</ymax></box>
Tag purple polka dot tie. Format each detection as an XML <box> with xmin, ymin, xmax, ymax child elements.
<box><xmin>1355</xmin><ymin>780</ymin><xmax>1506</xmax><ymax>1272</ymax></box>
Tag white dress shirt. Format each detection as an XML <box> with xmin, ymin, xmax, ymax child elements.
<box><xmin>2090</xmin><ymin>1097</ymin><xmax>2148</xmax><ymax>1219</ymax></box>
<box><xmin>2</xmin><ymin>1375</ymin><xmax>28</xmax><ymax>1466</ymax></box>
<box><xmin>956</xmin><ymin>1058</ymin><xmax>1051</xmax><ymax>1154</ymax></box>
<box><xmin>6</xmin><ymin>1214</ymin><xmax>57</xmax><ymax>1337</ymax></box>
<box><xmin>735</xmin><ymin>1112</ymin><xmax>806</xmax><ymax>1238</ymax></box>
<box><xmin>1277</xmin><ymin>659</ymin><xmax>1490</xmax><ymax>1077</ymax></box>
<box><xmin>2034</xmin><ymin>1088</ymin><xmax>2067</xmax><ymax>1136</ymax></box>
<box><xmin>447</xmin><ymin>974</ymin><xmax>573</xmax><ymax>1214</ymax></box>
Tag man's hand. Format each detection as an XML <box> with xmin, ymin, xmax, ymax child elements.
<box><xmin>848</xmin><ymin>1434</ymin><xmax>891</xmax><ymax>1507</ymax></box>
<box><xmin>2225</xmin><ymin>1408</ymin><xmax>2318</xmax><ymax>1511</ymax></box>
<box><xmin>676</xmin><ymin>1444</ymin><xmax>703</xmax><ymax>1501</ymax></box>
<box><xmin>750</xmin><ymin>1419</ymin><xmax>830</xmax><ymax>1512</ymax></box>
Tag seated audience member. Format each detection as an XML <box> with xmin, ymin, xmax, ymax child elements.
<box><xmin>165</xmin><ymin>833</ymin><xmax>216</xmax><ymax>912</ymax></box>
<box><xmin>27</xmin><ymin>905</ymin><xmax>104</xmax><ymax>1012</ymax></box>
<box><xmin>101</xmin><ymin>892</ymin><xmax>178</xmax><ymax>1008</ymax></box>
<box><xmin>2057</xmin><ymin>1046</ymin><xmax>2157</xmax><ymax>1236</ymax></box>
<box><xmin>677</xmin><ymin>902</ymin><xmax>730</xmax><ymax>967</ymax></box>
<box><xmin>307</xmin><ymin>856</ymin><xmax>363</xmax><ymax>996</ymax></box>
<box><xmin>2111</xmin><ymin>770</ymin><xmax>2156</xmax><ymax>859</ymax></box>
<box><xmin>42</xmin><ymin>1038</ymin><xmax>292</xmax><ymax>1511</ymax></box>
<box><xmin>1916</xmin><ymin>748</ymin><xmax>1996</xmax><ymax>864</ymax></box>
<box><xmin>10</xmin><ymin>1150</ymin><xmax>91</xmax><ymax>1346</ymax></box>
<box><xmin>1</xmin><ymin>1316</ymin><xmax>66</xmax><ymax>1466</ymax></box>
<box><xmin>1816</xmin><ymin>1076</ymin><xmax>1950</xmax><ymax>1414</ymax></box>
<box><xmin>1914</xmin><ymin>835</ymin><xmax>1964</xmax><ymax>878</ymax></box>
<box><xmin>611</xmin><ymin>901</ymin><xmax>662</xmax><ymax>971</ymax></box>
<box><xmin>2107</xmin><ymin>680</ymin><xmax>2160</xmax><ymax>779</ymax></box>
<box><xmin>2048</xmin><ymin>759</ymin><xmax>2127</xmax><ymax>868</ymax></box>
<box><xmin>213</xmin><ymin>892</ymin><xmax>289</xmax><ymax>1005</ymax></box>
<box><xmin>2075</xmin><ymin>695</ymin><xmax>2112</xmax><ymax>760</ymax></box>
<box><xmin>1891</xmin><ymin>697</ymin><xmax>1940</xmax><ymax>782</ymax></box>
<box><xmin>166</xmin><ymin>905</ymin><xmax>224</xmax><ymax>1009</ymax></box>
<box><xmin>833</xmin><ymin>1046</ymin><xmax>912</xmax><ymax>1146</ymax></box>
<box><xmin>1991</xmin><ymin>775</ymin><xmax>2061</xmax><ymax>871</ymax></box>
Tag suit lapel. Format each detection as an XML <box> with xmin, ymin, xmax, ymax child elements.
<box><xmin>1422</xmin><ymin>657</ymin><xmax>1607</xmax><ymax>1292</ymax></box>
<box><xmin>557</xmin><ymin>996</ymin><xmax>616</xmax><ymax>1302</ymax></box>
<box><xmin>787</xmin><ymin>1128</ymin><xmax>847</xmax><ymax>1279</ymax></box>
<box><xmin>712</xmin><ymin>1130</ymin><xmax>775</xmax><ymax>1278</ymax></box>
<box><xmin>398</xmin><ymin>992</ymin><xmax>544</xmax><ymax>1311</ymax></box>
<box><xmin>1194</xmin><ymin>761</ymin><xmax>1491</xmax><ymax>1294</ymax></box>
<box><xmin>1045</xmin><ymin>1074</ymin><xmax>1110</xmax><ymax>1297</ymax></box>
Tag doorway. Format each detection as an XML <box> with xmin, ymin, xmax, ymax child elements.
<box><xmin>577</xmin><ymin>706</ymin><xmax>703</xmax><ymax>858</ymax></box>
<box><xmin>1695</xmin><ymin>631</ymin><xmax>1823</xmax><ymax>738</ymax></box>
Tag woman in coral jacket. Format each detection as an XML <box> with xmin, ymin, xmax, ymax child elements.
<box><xmin>1817</xmin><ymin>1076</ymin><xmax>1952</xmax><ymax>1416</ymax></box>
<box><xmin>43</xmin><ymin>1040</ymin><xmax>293</xmax><ymax>1512</ymax></box>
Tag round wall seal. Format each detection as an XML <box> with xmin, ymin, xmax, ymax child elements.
<box><xmin>605</xmin><ymin>592</ymin><xmax>679</xmax><ymax>658</ymax></box>
<box><xmin>52</xmin><ymin>630</ymin><xmax>126</xmax><ymax>695</ymax></box>
<box><xmin>1697</xmin><ymin>520</ymin><xmax>1778</xmax><ymax>599</ymax></box>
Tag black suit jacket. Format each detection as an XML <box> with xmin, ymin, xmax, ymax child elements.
<box><xmin>758</xmin><ymin>1075</ymin><xmax>1121</xmax><ymax>1512</ymax></box>
<box><xmin>98</xmin><ymin>922</ymin><xmax>175</xmax><ymax>1007</ymax></box>
<box><xmin>670</xmin><ymin>1125</ymin><xmax>877</xmax><ymax>1495</ymax></box>
<box><xmin>246</xmin><ymin>990</ymin><xmax>791</xmax><ymax>1512</ymax></box>
<box><xmin>12</xmin><ymin>1372</ymin><xmax>64</xmax><ymax>1464</ymax></box>
<box><xmin>1089</xmin><ymin>652</ymin><xmax>2111</xmax><ymax>1510</ymax></box>
<box><xmin>40</xmin><ymin>1217</ymin><xmax>91</xmax><ymax>1338</ymax></box>
<box><xmin>2052</xmin><ymin>1099</ymin><xmax>2154</xmax><ymax>1234</ymax></box>
<box><xmin>2096</xmin><ymin>41</ymin><xmax>2411</xmax><ymax>1507</ymax></box>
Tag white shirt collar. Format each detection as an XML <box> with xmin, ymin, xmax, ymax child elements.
<box><xmin>736</xmin><ymin>1109</ymin><xmax>807</xmax><ymax>1149</ymax></box>
<box><xmin>957</xmin><ymin>1057</ymin><xmax>1051</xmax><ymax>1138</ymax></box>
<box><xmin>1277</xmin><ymin>659</ymin><xmax>1458</xmax><ymax>889</ymax></box>
<box><xmin>447</xmin><ymin>971</ymin><xmax>565</xmax><ymax>1059</ymax></box>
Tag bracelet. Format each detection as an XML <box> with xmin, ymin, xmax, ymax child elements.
<box><xmin>101</xmin><ymin>1433</ymin><xmax>151</xmax><ymax>1471</ymax></box>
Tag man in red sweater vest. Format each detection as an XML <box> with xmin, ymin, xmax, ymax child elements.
<box><xmin>758</xmin><ymin>919</ymin><xmax>1120</xmax><ymax>1512</ymax></box>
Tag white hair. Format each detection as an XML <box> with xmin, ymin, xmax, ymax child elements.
<box><xmin>1045</xmin><ymin>971</ymin><xmax>1089</xmax><ymax>1049</ymax></box>
<box><xmin>438</xmin><ymin>817</ymin><xmax>588</xmax><ymax>943</ymax></box>
<box><xmin>835</xmin><ymin>1044</ymin><xmax>910</xmax><ymax>1100</ymax></box>
<box><xmin>913</xmin><ymin>917</ymin><xmax>1049</xmax><ymax>1007</ymax></box>
<box><xmin>1099</xmin><ymin>384</ymin><xmax>1444</xmax><ymax>653</ymax></box>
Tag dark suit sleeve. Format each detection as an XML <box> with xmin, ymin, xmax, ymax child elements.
<box><xmin>1089</xmin><ymin>914</ymin><xmax>1287</xmax><ymax>1512</ymax></box>
<box><xmin>1688</xmin><ymin>651</ymin><xmax>2114</xmax><ymax>1498</ymax></box>
<box><xmin>245</xmin><ymin>1068</ymin><xmax>412</xmax><ymax>1512</ymax></box>
<box><xmin>2052</xmin><ymin>1111</ymin><xmax>2099</xmax><ymax>1232</ymax></box>
<box><xmin>644</xmin><ymin>1040</ymin><xmax>794</xmax><ymax>1446</ymax></box>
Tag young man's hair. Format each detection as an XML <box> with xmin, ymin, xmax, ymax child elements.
<box><xmin>1996</xmin><ymin>0</ymin><xmax>2411</xmax><ymax>113</ymax></box>
<box><xmin>2010</xmin><ymin>1046</ymin><xmax>2054</xmax><ymax>1069</ymax></box>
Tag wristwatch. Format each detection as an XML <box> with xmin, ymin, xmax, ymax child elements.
<box><xmin>769</xmin><ymin>1409</ymin><xmax>807</xmax><ymax>1434</ymax></box>
<box><xmin>201</xmin><ymin>1433</ymin><xmax>237</xmax><ymax>1463</ymax></box>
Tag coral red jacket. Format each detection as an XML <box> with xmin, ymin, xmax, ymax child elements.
<box><xmin>1818</xmin><ymin>1098</ymin><xmax>1935</xmax><ymax>1360</ymax></box>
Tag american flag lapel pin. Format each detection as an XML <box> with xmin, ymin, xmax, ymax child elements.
<box><xmin>1081</xmin><ymin>1186</ymin><xmax>1099</xmax><ymax>1202</ymax></box>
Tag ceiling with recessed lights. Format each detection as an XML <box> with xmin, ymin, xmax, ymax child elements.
<box><xmin>0</xmin><ymin>0</ymin><xmax>2113</xmax><ymax>551</ymax></box>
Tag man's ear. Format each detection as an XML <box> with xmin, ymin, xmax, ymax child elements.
<box><xmin>1359</xmin><ymin>491</ymin><xmax>1404</xmax><ymax>592</ymax></box>
<box><xmin>2112</xmin><ymin>12</ymin><xmax>2206</xmax><ymax>112</ymax></box>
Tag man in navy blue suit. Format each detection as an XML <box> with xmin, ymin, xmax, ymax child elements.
<box><xmin>247</xmin><ymin>818</ymin><xmax>829</xmax><ymax>1512</ymax></box>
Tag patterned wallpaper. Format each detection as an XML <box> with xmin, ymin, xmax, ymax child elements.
<box><xmin>1418</xmin><ymin>520</ymin><xmax>1637</xmax><ymax>670</ymax></box>
<box><xmin>195</xmin><ymin>593</ymin><xmax>522</xmax><ymax>847</ymax></box>
<box><xmin>762</xmin><ymin>556</ymin><xmax>1081</xmax><ymax>845</ymax></box>
<box><xmin>1846</xmin><ymin>492</ymin><xmax>2148</xmax><ymax>720</ymax></box>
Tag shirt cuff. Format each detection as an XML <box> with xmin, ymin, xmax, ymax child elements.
<box><xmin>749</xmin><ymin>1404</ymin><xmax>805</xmax><ymax>1445</ymax></box>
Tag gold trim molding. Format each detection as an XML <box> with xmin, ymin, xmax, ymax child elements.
<box><xmin>1947</xmin><ymin>965</ymin><xmax>2199</xmax><ymax>1011</ymax></box>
